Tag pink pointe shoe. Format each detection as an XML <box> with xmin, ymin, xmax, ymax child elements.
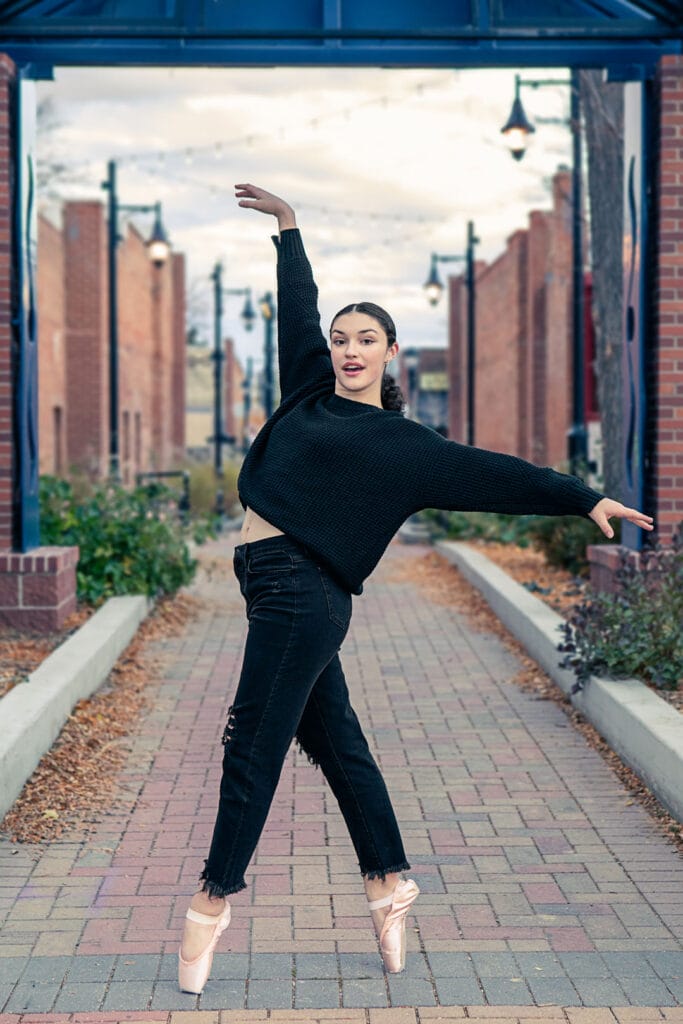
<box><xmin>178</xmin><ymin>903</ymin><xmax>231</xmax><ymax>994</ymax></box>
<box><xmin>367</xmin><ymin>878</ymin><xmax>420</xmax><ymax>973</ymax></box>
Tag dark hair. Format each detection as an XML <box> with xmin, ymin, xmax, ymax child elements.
<box><xmin>330</xmin><ymin>301</ymin><xmax>406</xmax><ymax>413</ymax></box>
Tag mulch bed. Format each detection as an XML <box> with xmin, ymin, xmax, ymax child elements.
<box><xmin>388</xmin><ymin>548</ymin><xmax>683</xmax><ymax>852</ymax></box>
<box><xmin>0</xmin><ymin>606</ymin><xmax>93</xmax><ymax>700</ymax></box>
<box><xmin>0</xmin><ymin>592</ymin><xmax>205</xmax><ymax>845</ymax></box>
<box><xmin>463</xmin><ymin>539</ymin><xmax>683</xmax><ymax>715</ymax></box>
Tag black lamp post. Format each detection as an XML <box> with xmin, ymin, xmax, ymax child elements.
<box><xmin>101</xmin><ymin>159</ymin><xmax>171</xmax><ymax>481</ymax></box>
<box><xmin>260</xmin><ymin>292</ymin><xmax>276</xmax><ymax>419</ymax></box>
<box><xmin>423</xmin><ymin>221</ymin><xmax>479</xmax><ymax>446</ymax></box>
<box><xmin>403</xmin><ymin>347</ymin><xmax>420</xmax><ymax>419</ymax></box>
<box><xmin>242</xmin><ymin>356</ymin><xmax>253</xmax><ymax>454</ymax></box>
<box><xmin>210</xmin><ymin>261</ymin><xmax>256</xmax><ymax>517</ymax></box>
<box><xmin>501</xmin><ymin>71</ymin><xmax>588</xmax><ymax>476</ymax></box>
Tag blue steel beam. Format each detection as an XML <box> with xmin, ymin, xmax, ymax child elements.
<box><xmin>0</xmin><ymin>38</ymin><xmax>680</xmax><ymax>69</ymax></box>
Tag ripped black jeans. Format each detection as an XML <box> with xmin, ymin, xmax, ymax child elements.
<box><xmin>200</xmin><ymin>534</ymin><xmax>410</xmax><ymax>898</ymax></box>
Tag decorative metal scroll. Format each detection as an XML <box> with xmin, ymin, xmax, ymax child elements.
<box><xmin>12</xmin><ymin>75</ymin><xmax>39</xmax><ymax>551</ymax></box>
<box><xmin>620</xmin><ymin>81</ymin><xmax>648</xmax><ymax>553</ymax></box>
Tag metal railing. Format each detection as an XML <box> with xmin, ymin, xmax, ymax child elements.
<box><xmin>135</xmin><ymin>470</ymin><xmax>190</xmax><ymax>524</ymax></box>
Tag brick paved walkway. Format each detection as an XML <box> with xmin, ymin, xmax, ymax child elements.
<box><xmin>0</xmin><ymin>536</ymin><xmax>682</xmax><ymax>1022</ymax></box>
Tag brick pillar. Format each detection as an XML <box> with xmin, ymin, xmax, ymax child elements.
<box><xmin>64</xmin><ymin>201</ymin><xmax>108</xmax><ymax>477</ymax></box>
<box><xmin>588</xmin><ymin>58</ymin><xmax>683</xmax><ymax>593</ymax></box>
<box><xmin>0</xmin><ymin>56</ymin><xmax>14</xmax><ymax>551</ymax></box>
<box><xmin>0</xmin><ymin>57</ymin><xmax>78</xmax><ymax>631</ymax></box>
<box><xmin>653</xmin><ymin>55</ymin><xmax>683</xmax><ymax>540</ymax></box>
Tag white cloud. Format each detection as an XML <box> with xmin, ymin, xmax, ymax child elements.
<box><xmin>37</xmin><ymin>65</ymin><xmax>572</xmax><ymax>368</ymax></box>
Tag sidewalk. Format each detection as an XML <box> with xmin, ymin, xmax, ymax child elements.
<box><xmin>0</xmin><ymin>535</ymin><xmax>682</xmax><ymax>1021</ymax></box>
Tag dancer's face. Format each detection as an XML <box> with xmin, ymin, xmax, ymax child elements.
<box><xmin>330</xmin><ymin>311</ymin><xmax>399</xmax><ymax>406</ymax></box>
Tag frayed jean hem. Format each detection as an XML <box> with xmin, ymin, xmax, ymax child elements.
<box><xmin>199</xmin><ymin>862</ymin><xmax>248</xmax><ymax>899</ymax></box>
<box><xmin>361</xmin><ymin>860</ymin><xmax>411</xmax><ymax>882</ymax></box>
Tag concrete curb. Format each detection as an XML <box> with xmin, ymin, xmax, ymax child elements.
<box><xmin>435</xmin><ymin>539</ymin><xmax>683</xmax><ymax>824</ymax></box>
<box><xmin>0</xmin><ymin>594</ymin><xmax>152</xmax><ymax>821</ymax></box>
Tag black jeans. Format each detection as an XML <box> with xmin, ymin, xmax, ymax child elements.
<box><xmin>200</xmin><ymin>534</ymin><xmax>410</xmax><ymax>898</ymax></box>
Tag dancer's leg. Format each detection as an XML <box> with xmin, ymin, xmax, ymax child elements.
<box><xmin>294</xmin><ymin>652</ymin><xmax>410</xmax><ymax>879</ymax></box>
<box><xmin>201</xmin><ymin>542</ymin><xmax>349</xmax><ymax>897</ymax></box>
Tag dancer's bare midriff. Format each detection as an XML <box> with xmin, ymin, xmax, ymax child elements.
<box><xmin>240</xmin><ymin>506</ymin><xmax>285</xmax><ymax>544</ymax></box>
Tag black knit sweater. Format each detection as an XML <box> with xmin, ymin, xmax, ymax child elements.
<box><xmin>237</xmin><ymin>229</ymin><xmax>604</xmax><ymax>595</ymax></box>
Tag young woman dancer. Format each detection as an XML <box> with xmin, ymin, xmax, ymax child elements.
<box><xmin>178</xmin><ymin>184</ymin><xmax>654</xmax><ymax>993</ymax></box>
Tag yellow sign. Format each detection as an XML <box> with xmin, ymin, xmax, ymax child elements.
<box><xmin>419</xmin><ymin>372</ymin><xmax>449</xmax><ymax>391</ymax></box>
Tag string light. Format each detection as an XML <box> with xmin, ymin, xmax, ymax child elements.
<box><xmin>112</xmin><ymin>72</ymin><xmax>454</xmax><ymax>169</ymax></box>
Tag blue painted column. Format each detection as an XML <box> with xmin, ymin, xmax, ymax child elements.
<box><xmin>620</xmin><ymin>79</ymin><xmax>650</xmax><ymax>552</ymax></box>
<box><xmin>12</xmin><ymin>71</ymin><xmax>40</xmax><ymax>552</ymax></box>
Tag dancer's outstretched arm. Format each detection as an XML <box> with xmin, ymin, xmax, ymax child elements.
<box><xmin>235</xmin><ymin>183</ymin><xmax>332</xmax><ymax>399</ymax></box>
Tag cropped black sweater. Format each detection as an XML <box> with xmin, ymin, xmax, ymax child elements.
<box><xmin>237</xmin><ymin>229</ymin><xmax>604</xmax><ymax>595</ymax></box>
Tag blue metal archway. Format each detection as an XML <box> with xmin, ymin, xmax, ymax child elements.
<box><xmin>0</xmin><ymin>0</ymin><xmax>681</xmax><ymax>69</ymax></box>
<box><xmin>0</xmin><ymin>0</ymin><xmax>681</xmax><ymax>552</ymax></box>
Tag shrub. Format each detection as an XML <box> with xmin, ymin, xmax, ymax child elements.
<box><xmin>419</xmin><ymin>509</ymin><xmax>605</xmax><ymax>576</ymax></box>
<box><xmin>419</xmin><ymin>509</ymin><xmax>541</xmax><ymax>547</ymax></box>
<box><xmin>180</xmin><ymin>458</ymin><xmax>242</xmax><ymax>519</ymax></box>
<box><xmin>558</xmin><ymin>534</ymin><xmax>683</xmax><ymax>692</ymax></box>
<box><xmin>524</xmin><ymin>516</ymin><xmax>607</xmax><ymax>577</ymax></box>
<box><xmin>39</xmin><ymin>475</ymin><xmax>199</xmax><ymax>606</ymax></box>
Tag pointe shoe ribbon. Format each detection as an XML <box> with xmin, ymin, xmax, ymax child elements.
<box><xmin>368</xmin><ymin>878</ymin><xmax>420</xmax><ymax>973</ymax></box>
<box><xmin>178</xmin><ymin>904</ymin><xmax>231</xmax><ymax>994</ymax></box>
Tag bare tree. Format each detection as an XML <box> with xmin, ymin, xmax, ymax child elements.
<box><xmin>579</xmin><ymin>69</ymin><xmax>624</xmax><ymax>497</ymax></box>
<box><xmin>36</xmin><ymin>96</ymin><xmax>89</xmax><ymax>199</ymax></box>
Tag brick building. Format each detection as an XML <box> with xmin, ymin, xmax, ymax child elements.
<box><xmin>398</xmin><ymin>348</ymin><xmax>449</xmax><ymax>435</ymax></box>
<box><xmin>448</xmin><ymin>170</ymin><xmax>600</xmax><ymax>473</ymax></box>
<box><xmin>185</xmin><ymin>337</ymin><xmax>266</xmax><ymax>458</ymax></box>
<box><xmin>37</xmin><ymin>202</ymin><xmax>186</xmax><ymax>483</ymax></box>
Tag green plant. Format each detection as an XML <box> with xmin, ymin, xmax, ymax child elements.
<box><xmin>420</xmin><ymin>508</ymin><xmax>605</xmax><ymax>576</ymax></box>
<box><xmin>39</xmin><ymin>475</ymin><xmax>199</xmax><ymax>606</ymax></box>
<box><xmin>524</xmin><ymin>515</ymin><xmax>607</xmax><ymax>577</ymax></box>
<box><xmin>181</xmin><ymin>459</ymin><xmax>241</xmax><ymax>519</ymax></box>
<box><xmin>559</xmin><ymin>533</ymin><xmax>683</xmax><ymax>692</ymax></box>
<box><xmin>419</xmin><ymin>508</ymin><xmax>541</xmax><ymax>547</ymax></box>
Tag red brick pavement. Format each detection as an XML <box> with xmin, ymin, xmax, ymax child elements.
<box><xmin>0</xmin><ymin>536</ymin><xmax>681</xmax><ymax>1015</ymax></box>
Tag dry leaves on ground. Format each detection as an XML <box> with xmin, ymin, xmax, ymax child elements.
<box><xmin>0</xmin><ymin>592</ymin><xmax>205</xmax><ymax>845</ymax></box>
<box><xmin>0</xmin><ymin>607</ymin><xmax>93</xmax><ymax>700</ymax></box>
<box><xmin>388</xmin><ymin>548</ymin><xmax>683</xmax><ymax>852</ymax></box>
<box><xmin>466</xmin><ymin>539</ymin><xmax>683</xmax><ymax>715</ymax></box>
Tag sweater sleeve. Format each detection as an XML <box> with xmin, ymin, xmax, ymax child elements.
<box><xmin>272</xmin><ymin>228</ymin><xmax>333</xmax><ymax>400</ymax></box>
<box><xmin>415</xmin><ymin>427</ymin><xmax>605</xmax><ymax>518</ymax></box>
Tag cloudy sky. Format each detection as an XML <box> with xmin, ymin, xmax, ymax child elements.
<box><xmin>37</xmin><ymin>66</ymin><xmax>573</xmax><ymax>371</ymax></box>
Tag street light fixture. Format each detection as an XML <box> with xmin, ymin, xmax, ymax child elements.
<box><xmin>423</xmin><ymin>222</ymin><xmax>479</xmax><ymax>446</ymax></box>
<box><xmin>500</xmin><ymin>75</ymin><xmax>537</xmax><ymax>160</ymax></box>
<box><xmin>260</xmin><ymin>291</ymin><xmax>276</xmax><ymax>419</ymax></box>
<box><xmin>210</xmin><ymin>261</ymin><xmax>255</xmax><ymax>518</ymax></box>
<box><xmin>101</xmin><ymin>159</ymin><xmax>171</xmax><ymax>481</ymax></box>
<box><xmin>500</xmin><ymin>71</ymin><xmax>588</xmax><ymax>476</ymax></box>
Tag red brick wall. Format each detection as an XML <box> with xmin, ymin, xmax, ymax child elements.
<box><xmin>171</xmin><ymin>252</ymin><xmax>186</xmax><ymax>460</ymax></box>
<box><xmin>118</xmin><ymin>223</ymin><xmax>155</xmax><ymax>482</ymax></box>
<box><xmin>37</xmin><ymin>213</ymin><xmax>67</xmax><ymax>475</ymax></box>
<box><xmin>654</xmin><ymin>55</ymin><xmax>683</xmax><ymax>540</ymax></box>
<box><xmin>447</xmin><ymin>275</ymin><xmax>466</xmax><ymax>441</ymax></box>
<box><xmin>52</xmin><ymin>204</ymin><xmax>186</xmax><ymax>483</ymax></box>
<box><xmin>63</xmin><ymin>201</ymin><xmax>108</xmax><ymax>478</ymax></box>
<box><xmin>0</xmin><ymin>56</ymin><xmax>15</xmax><ymax>549</ymax></box>
<box><xmin>447</xmin><ymin>170</ymin><xmax>575</xmax><ymax>468</ymax></box>
<box><xmin>474</xmin><ymin>231</ymin><xmax>526</xmax><ymax>457</ymax></box>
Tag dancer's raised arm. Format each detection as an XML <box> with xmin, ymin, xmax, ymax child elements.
<box><xmin>235</xmin><ymin>184</ymin><xmax>332</xmax><ymax>399</ymax></box>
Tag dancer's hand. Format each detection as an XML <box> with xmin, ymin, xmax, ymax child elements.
<box><xmin>588</xmin><ymin>497</ymin><xmax>654</xmax><ymax>539</ymax></box>
<box><xmin>235</xmin><ymin>184</ymin><xmax>296</xmax><ymax>231</ymax></box>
